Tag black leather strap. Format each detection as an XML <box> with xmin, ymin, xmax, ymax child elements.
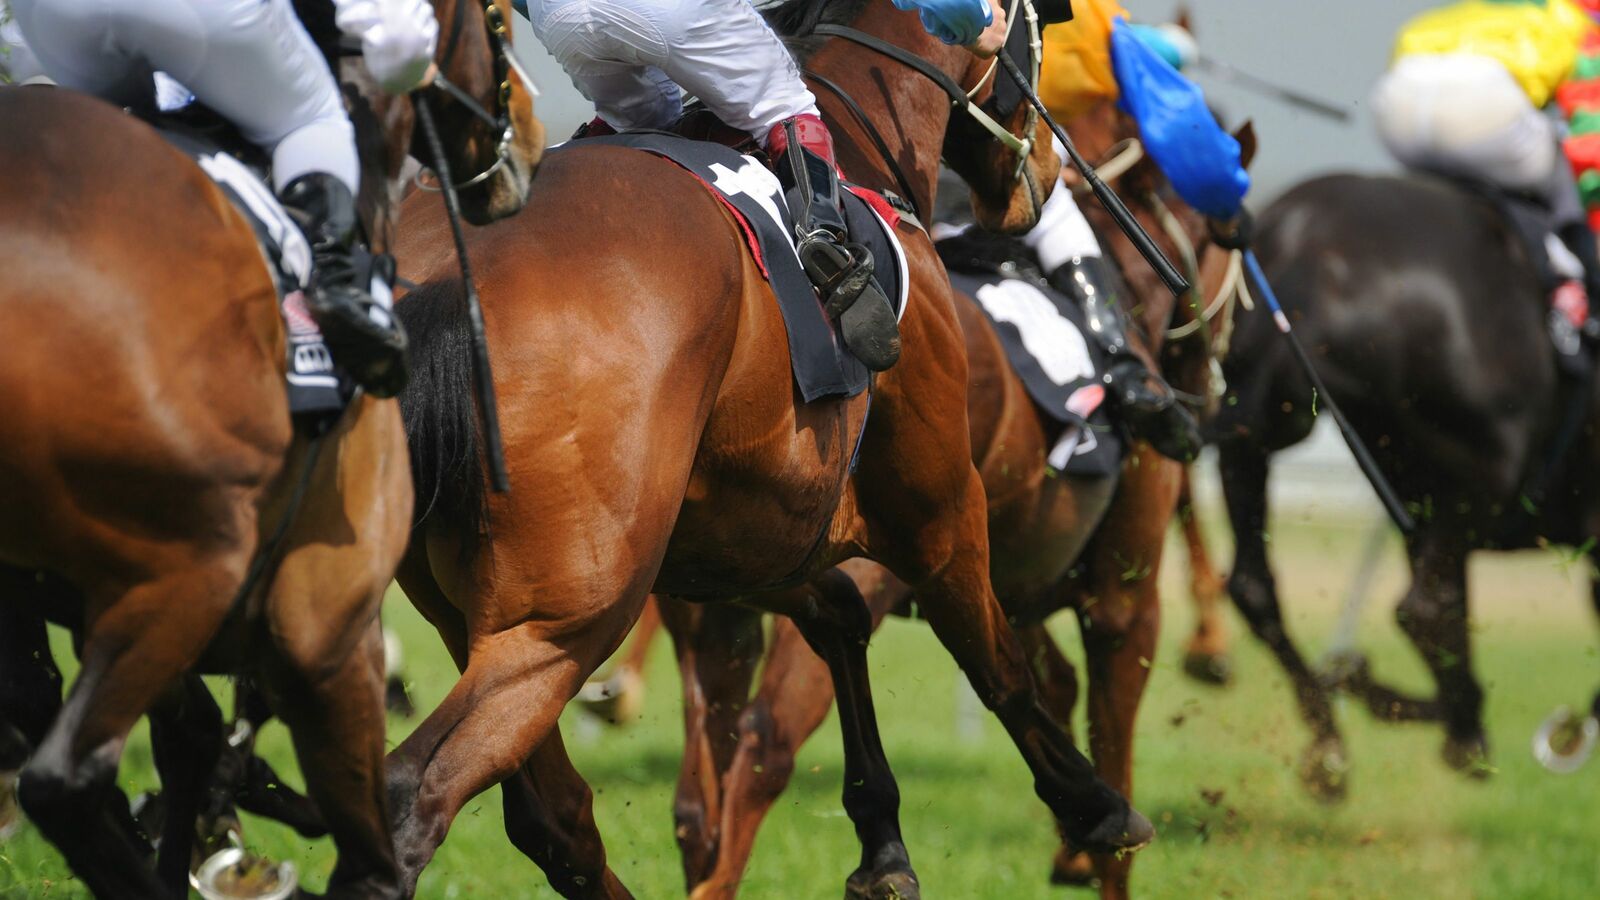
<box><xmin>812</xmin><ymin>24</ymin><xmax>973</xmax><ymax>109</ymax></box>
<box><xmin>805</xmin><ymin>71</ymin><xmax>924</xmax><ymax>222</ymax></box>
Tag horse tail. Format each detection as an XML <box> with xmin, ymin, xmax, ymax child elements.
<box><xmin>396</xmin><ymin>278</ymin><xmax>488</xmax><ymax>554</ymax></box>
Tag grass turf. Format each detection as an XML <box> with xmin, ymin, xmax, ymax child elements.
<box><xmin>2</xmin><ymin>513</ymin><xmax>1598</xmax><ymax>898</ymax></box>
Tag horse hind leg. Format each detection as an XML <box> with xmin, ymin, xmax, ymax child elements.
<box><xmin>1219</xmin><ymin>439</ymin><xmax>1350</xmax><ymax>801</ymax></box>
<box><xmin>18</xmin><ymin>554</ymin><xmax>248</xmax><ymax>899</ymax></box>
<box><xmin>1389</xmin><ymin>540</ymin><xmax>1482</xmax><ymax>773</ymax></box>
<box><xmin>755</xmin><ymin>568</ymin><xmax>917</xmax><ymax>900</ymax></box>
<box><xmin>658</xmin><ymin>598</ymin><xmax>764</xmax><ymax>890</ymax></box>
<box><xmin>501</xmin><ymin>731</ymin><xmax>632</xmax><ymax>898</ymax></box>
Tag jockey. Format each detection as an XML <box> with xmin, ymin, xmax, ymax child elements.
<box><xmin>519</xmin><ymin>0</ymin><xmax>1008</xmax><ymax>372</ymax></box>
<box><xmin>7</xmin><ymin>0</ymin><xmax>439</xmax><ymax>398</ymax></box>
<box><xmin>1373</xmin><ymin>0</ymin><xmax>1600</xmax><ymax>370</ymax></box>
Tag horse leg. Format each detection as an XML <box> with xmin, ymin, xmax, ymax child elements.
<box><xmin>397</xmin><ymin>550</ymin><xmax>627</xmax><ymax>898</ymax></box>
<box><xmin>659</xmin><ymin>597</ymin><xmax>764</xmax><ymax>889</ymax></box>
<box><xmin>502</xmin><ymin>732</ymin><xmax>632</xmax><ymax>898</ymax></box>
<box><xmin>226</xmin><ymin>678</ymin><xmax>329</xmax><ymax>838</ymax></box>
<box><xmin>1177</xmin><ymin>466</ymin><xmax>1232</xmax><ymax>685</ymax></box>
<box><xmin>18</xmin><ymin>557</ymin><xmax>246</xmax><ymax>899</ymax></box>
<box><xmin>1219</xmin><ymin>439</ymin><xmax>1349</xmax><ymax>801</ymax></box>
<box><xmin>1392</xmin><ymin>540</ymin><xmax>1483</xmax><ymax>772</ymax></box>
<box><xmin>868</xmin><ymin>462</ymin><xmax>1150</xmax><ymax>852</ymax></box>
<box><xmin>0</xmin><ymin>584</ymin><xmax>63</xmax><ymax>843</ymax></box>
<box><xmin>753</xmin><ymin>568</ymin><xmax>916</xmax><ymax>900</ymax></box>
<box><xmin>1012</xmin><ymin>623</ymin><xmax>1098</xmax><ymax>888</ymax></box>
<box><xmin>147</xmin><ymin>675</ymin><xmax>224</xmax><ymax>891</ymax></box>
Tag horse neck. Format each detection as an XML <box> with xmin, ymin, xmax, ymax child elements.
<box><xmin>802</xmin><ymin>5</ymin><xmax>968</xmax><ymax>214</ymax></box>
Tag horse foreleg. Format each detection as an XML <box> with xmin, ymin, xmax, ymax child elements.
<box><xmin>1219</xmin><ymin>440</ymin><xmax>1349</xmax><ymax>801</ymax></box>
<box><xmin>1391</xmin><ymin>540</ymin><xmax>1482</xmax><ymax>773</ymax></box>
<box><xmin>502</xmin><ymin>731</ymin><xmax>632</xmax><ymax>898</ymax></box>
<box><xmin>1013</xmin><ymin>623</ymin><xmax>1096</xmax><ymax>888</ymax></box>
<box><xmin>755</xmin><ymin>568</ymin><xmax>916</xmax><ymax>900</ymax></box>
<box><xmin>659</xmin><ymin>597</ymin><xmax>763</xmax><ymax>890</ymax></box>
<box><xmin>1176</xmin><ymin>466</ymin><xmax>1232</xmax><ymax>685</ymax></box>
<box><xmin>871</xmin><ymin>467</ymin><xmax>1151</xmax><ymax>855</ymax></box>
<box><xmin>0</xmin><ymin>587</ymin><xmax>63</xmax><ymax>844</ymax></box>
<box><xmin>147</xmin><ymin>675</ymin><xmax>225</xmax><ymax>891</ymax></box>
<box><xmin>19</xmin><ymin>556</ymin><xmax>245</xmax><ymax>899</ymax></box>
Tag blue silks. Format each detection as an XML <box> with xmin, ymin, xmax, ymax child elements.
<box><xmin>892</xmin><ymin>0</ymin><xmax>993</xmax><ymax>47</ymax></box>
<box><xmin>1110</xmin><ymin>17</ymin><xmax>1248</xmax><ymax>220</ymax></box>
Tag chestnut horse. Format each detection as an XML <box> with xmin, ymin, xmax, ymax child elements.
<box><xmin>0</xmin><ymin>2</ymin><xmax>540</xmax><ymax>895</ymax></box>
<box><xmin>659</xmin><ymin>105</ymin><xmax>1249</xmax><ymax>900</ymax></box>
<box><xmin>388</xmin><ymin>1</ymin><xmax>1161</xmax><ymax>896</ymax></box>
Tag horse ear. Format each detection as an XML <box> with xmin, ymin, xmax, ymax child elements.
<box><xmin>1233</xmin><ymin>120</ymin><xmax>1258</xmax><ymax>170</ymax></box>
<box><xmin>1174</xmin><ymin>5</ymin><xmax>1194</xmax><ymax>35</ymax></box>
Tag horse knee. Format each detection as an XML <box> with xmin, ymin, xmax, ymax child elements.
<box><xmin>17</xmin><ymin>743</ymin><xmax>114</xmax><ymax>833</ymax></box>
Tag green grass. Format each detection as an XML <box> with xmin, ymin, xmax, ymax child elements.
<box><xmin>2</xmin><ymin>514</ymin><xmax>1598</xmax><ymax>898</ymax></box>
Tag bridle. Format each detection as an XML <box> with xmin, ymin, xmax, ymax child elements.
<box><xmin>801</xmin><ymin>0</ymin><xmax>1042</xmax><ymax>220</ymax></box>
<box><xmin>412</xmin><ymin>0</ymin><xmax>539</xmax><ymax>191</ymax></box>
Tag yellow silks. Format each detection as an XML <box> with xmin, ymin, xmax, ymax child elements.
<box><xmin>1037</xmin><ymin>0</ymin><xmax>1129</xmax><ymax>119</ymax></box>
<box><xmin>1395</xmin><ymin>0</ymin><xmax>1598</xmax><ymax>107</ymax></box>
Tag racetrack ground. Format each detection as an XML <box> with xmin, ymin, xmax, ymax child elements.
<box><xmin>2</xmin><ymin>510</ymin><xmax>1598</xmax><ymax>898</ymax></box>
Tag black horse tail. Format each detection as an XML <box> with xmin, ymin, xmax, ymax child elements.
<box><xmin>396</xmin><ymin>278</ymin><xmax>488</xmax><ymax>557</ymax></box>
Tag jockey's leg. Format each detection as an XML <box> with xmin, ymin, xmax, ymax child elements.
<box><xmin>1027</xmin><ymin>154</ymin><xmax>1202</xmax><ymax>462</ymax></box>
<box><xmin>528</xmin><ymin>0</ymin><xmax>901</xmax><ymax>370</ymax></box>
<box><xmin>10</xmin><ymin>0</ymin><xmax>407</xmax><ymax>397</ymax></box>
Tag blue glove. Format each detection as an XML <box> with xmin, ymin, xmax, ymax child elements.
<box><xmin>892</xmin><ymin>0</ymin><xmax>994</xmax><ymax>47</ymax></box>
<box><xmin>1111</xmin><ymin>17</ymin><xmax>1248</xmax><ymax>220</ymax></box>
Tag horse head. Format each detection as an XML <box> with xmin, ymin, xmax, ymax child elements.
<box><xmin>769</xmin><ymin>0</ymin><xmax>1063</xmax><ymax>234</ymax></box>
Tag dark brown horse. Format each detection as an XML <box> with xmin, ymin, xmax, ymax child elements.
<box><xmin>0</xmin><ymin>2</ymin><xmax>540</xmax><ymax>895</ymax></box>
<box><xmin>659</xmin><ymin>104</ymin><xmax>1249</xmax><ymax>900</ymax></box>
<box><xmin>1205</xmin><ymin>171</ymin><xmax>1600</xmax><ymax>798</ymax></box>
<box><xmin>387</xmin><ymin>1</ymin><xmax>1162</xmax><ymax>896</ymax></box>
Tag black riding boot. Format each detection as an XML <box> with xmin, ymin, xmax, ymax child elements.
<box><xmin>1049</xmin><ymin>255</ymin><xmax>1203</xmax><ymax>462</ymax></box>
<box><xmin>279</xmin><ymin>173</ymin><xmax>409</xmax><ymax>398</ymax></box>
<box><xmin>769</xmin><ymin>115</ymin><xmax>900</xmax><ymax>371</ymax></box>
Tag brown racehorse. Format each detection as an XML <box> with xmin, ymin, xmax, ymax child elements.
<box><xmin>387</xmin><ymin>0</ymin><xmax>1161</xmax><ymax>896</ymax></box>
<box><xmin>659</xmin><ymin>105</ymin><xmax>1253</xmax><ymax>900</ymax></box>
<box><xmin>0</xmin><ymin>2</ymin><xmax>540</xmax><ymax>896</ymax></box>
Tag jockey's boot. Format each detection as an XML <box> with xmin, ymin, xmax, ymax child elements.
<box><xmin>1557</xmin><ymin>223</ymin><xmax>1600</xmax><ymax>368</ymax></box>
<box><xmin>769</xmin><ymin>114</ymin><xmax>900</xmax><ymax>371</ymax></box>
<box><xmin>279</xmin><ymin>173</ymin><xmax>409</xmax><ymax>398</ymax></box>
<box><xmin>1049</xmin><ymin>256</ymin><xmax>1203</xmax><ymax>462</ymax></box>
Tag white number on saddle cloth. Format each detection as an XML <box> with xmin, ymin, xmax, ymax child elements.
<box><xmin>709</xmin><ymin>158</ymin><xmax>790</xmax><ymax>246</ymax></box>
<box><xmin>196</xmin><ymin>152</ymin><xmax>313</xmax><ymax>288</ymax></box>
<box><xmin>975</xmin><ymin>280</ymin><xmax>1096</xmax><ymax>387</ymax></box>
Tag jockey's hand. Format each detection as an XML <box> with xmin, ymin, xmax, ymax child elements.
<box><xmin>335</xmin><ymin>0</ymin><xmax>441</xmax><ymax>94</ymax></box>
<box><xmin>893</xmin><ymin>0</ymin><xmax>996</xmax><ymax>50</ymax></box>
<box><xmin>966</xmin><ymin>0</ymin><xmax>1008</xmax><ymax>59</ymax></box>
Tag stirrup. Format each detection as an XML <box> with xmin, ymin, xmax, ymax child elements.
<box><xmin>801</xmin><ymin>238</ymin><xmax>900</xmax><ymax>371</ymax></box>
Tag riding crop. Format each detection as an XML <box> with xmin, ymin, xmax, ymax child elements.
<box><xmin>998</xmin><ymin>50</ymin><xmax>1191</xmax><ymax>299</ymax></box>
<box><xmin>414</xmin><ymin>94</ymin><xmax>513</xmax><ymax>493</ymax></box>
<box><xmin>1192</xmin><ymin>55</ymin><xmax>1350</xmax><ymax>123</ymax></box>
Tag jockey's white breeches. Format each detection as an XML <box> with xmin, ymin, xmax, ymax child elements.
<box><xmin>1026</xmin><ymin>138</ymin><xmax>1103</xmax><ymax>272</ymax></box>
<box><xmin>9</xmin><ymin>0</ymin><xmax>358</xmax><ymax>192</ymax></box>
<box><xmin>1373</xmin><ymin>53</ymin><xmax>1557</xmax><ymax>193</ymax></box>
<box><xmin>1</xmin><ymin>12</ymin><xmax>47</xmax><ymax>84</ymax></box>
<box><xmin>527</xmin><ymin>0</ymin><xmax>820</xmax><ymax>140</ymax></box>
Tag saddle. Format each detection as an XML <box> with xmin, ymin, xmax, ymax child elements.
<box><xmin>935</xmin><ymin>228</ymin><xmax>1124</xmax><ymax>477</ymax></box>
<box><xmin>563</xmin><ymin>118</ymin><xmax>909</xmax><ymax>402</ymax></box>
<box><xmin>149</xmin><ymin>106</ymin><xmax>385</xmax><ymax>423</ymax></box>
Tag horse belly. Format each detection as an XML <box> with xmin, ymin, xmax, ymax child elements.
<box><xmin>988</xmin><ymin>473</ymin><xmax>1118</xmax><ymax>617</ymax></box>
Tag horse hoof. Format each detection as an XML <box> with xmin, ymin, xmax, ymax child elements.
<box><xmin>1048</xmin><ymin>844</ymin><xmax>1096</xmax><ymax>887</ymax></box>
<box><xmin>1182</xmin><ymin>651</ymin><xmax>1233</xmax><ymax>686</ymax></box>
<box><xmin>1317</xmin><ymin>650</ymin><xmax>1369</xmax><ymax>691</ymax></box>
<box><xmin>576</xmin><ymin>668</ymin><xmax>645</xmax><ymax>725</ymax></box>
<box><xmin>191</xmin><ymin>846</ymin><xmax>297</xmax><ymax>900</ymax></box>
<box><xmin>1442</xmin><ymin>734</ymin><xmax>1493</xmax><ymax>778</ymax></box>
<box><xmin>845</xmin><ymin>868</ymin><xmax>919</xmax><ymax>900</ymax></box>
<box><xmin>1067</xmin><ymin>805</ymin><xmax>1155</xmax><ymax>856</ymax></box>
<box><xmin>1532</xmin><ymin>706</ymin><xmax>1599</xmax><ymax>774</ymax></box>
<box><xmin>1298</xmin><ymin>738</ymin><xmax>1350</xmax><ymax>804</ymax></box>
<box><xmin>0</xmin><ymin>770</ymin><xmax>21</xmax><ymax>842</ymax></box>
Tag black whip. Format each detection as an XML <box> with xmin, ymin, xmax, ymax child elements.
<box><xmin>413</xmin><ymin>94</ymin><xmax>512</xmax><ymax>493</ymax></box>
<box><xmin>997</xmin><ymin>50</ymin><xmax>1191</xmax><ymax>298</ymax></box>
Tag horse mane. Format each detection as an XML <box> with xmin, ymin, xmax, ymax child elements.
<box><xmin>760</xmin><ymin>0</ymin><xmax>872</xmax><ymax>60</ymax></box>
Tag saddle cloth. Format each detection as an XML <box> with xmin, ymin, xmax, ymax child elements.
<box><xmin>156</xmin><ymin>124</ymin><xmax>357</xmax><ymax>420</ymax></box>
<box><xmin>559</xmin><ymin>133</ymin><xmax>909</xmax><ymax>402</ymax></box>
<box><xmin>940</xmin><ymin>234</ymin><xmax>1123</xmax><ymax>477</ymax></box>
